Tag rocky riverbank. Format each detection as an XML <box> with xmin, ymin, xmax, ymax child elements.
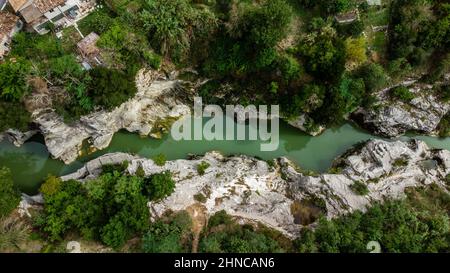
<box><xmin>2</xmin><ymin>70</ymin><xmax>197</xmax><ymax>164</ymax></box>
<box><xmin>1</xmin><ymin>70</ymin><xmax>448</xmax><ymax>164</ymax></box>
<box><xmin>352</xmin><ymin>78</ymin><xmax>449</xmax><ymax>137</ymax></box>
<box><xmin>21</xmin><ymin>139</ymin><xmax>450</xmax><ymax>238</ymax></box>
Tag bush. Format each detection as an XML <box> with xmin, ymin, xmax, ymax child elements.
<box><xmin>142</xmin><ymin>211</ymin><xmax>192</xmax><ymax>253</ymax></box>
<box><xmin>437</xmin><ymin>84</ymin><xmax>450</xmax><ymax>102</ymax></box>
<box><xmin>204</xmin><ymin>0</ymin><xmax>292</xmax><ymax>76</ymax></box>
<box><xmin>199</xmin><ymin>211</ymin><xmax>285</xmax><ymax>253</ymax></box>
<box><xmin>101</xmin><ymin>161</ymin><xmax>129</xmax><ymax>174</ymax></box>
<box><xmin>0</xmin><ymin>101</ymin><xmax>31</xmax><ymax>132</ymax></box>
<box><xmin>144</xmin><ymin>171</ymin><xmax>176</xmax><ymax>201</ymax></box>
<box><xmin>0</xmin><ymin>59</ymin><xmax>31</xmax><ymax>102</ymax></box>
<box><xmin>390</xmin><ymin>86</ymin><xmax>414</xmax><ymax>102</ymax></box>
<box><xmin>437</xmin><ymin>114</ymin><xmax>450</xmax><ymax>137</ymax></box>
<box><xmin>393</xmin><ymin>158</ymin><xmax>409</xmax><ymax>167</ymax></box>
<box><xmin>207</xmin><ymin>210</ymin><xmax>232</xmax><ymax>228</ymax></box>
<box><xmin>0</xmin><ymin>167</ymin><xmax>21</xmax><ymax>217</ymax></box>
<box><xmin>295</xmin><ymin>187</ymin><xmax>450</xmax><ymax>253</ymax></box>
<box><xmin>387</xmin><ymin>58</ymin><xmax>412</xmax><ymax>80</ymax></box>
<box><xmin>77</xmin><ymin>9</ymin><xmax>115</xmax><ymax>35</ymax></box>
<box><xmin>197</xmin><ymin>161</ymin><xmax>210</xmax><ymax>176</ymax></box>
<box><xmin>354</xmin><ymin>63</ymin><xmax>387</xmax><ymax>93</ymax></box>
<box><xmin>37</xmin><ymin>172</ymin><xmax>150</xmax><ymax>248</ymax></box>
<box><xmin>152</xmin><ymin>153</ymin><xmax>167</xmax><ymax>166</ymax></box>
<box><xmin>194</xmin><ymin>193</ymin><xmax>207</xmax><ymax>203</ymax></box>
<box><xmin>350</xmin><ymin>181</ymin><xmax>369</xmax><ymax>196</ymax></box>
<box><xmin>40</xmin><ymin>175</ymin><xmax>62</xmax><ymax>197</ymax></box>
<box><xmin>88</xmin><ymin>67</ymin><xmax>137</xmax><ymax>110</ymax></box>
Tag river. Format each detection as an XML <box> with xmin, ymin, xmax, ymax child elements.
<box><xmin>1</xmin><ymin>120</ymin><xmax>449</xmax><ymax>194</ymax></box>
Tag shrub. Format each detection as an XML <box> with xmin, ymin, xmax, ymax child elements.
<box><xmin>437</xmin><ymin>114</ymin><xmax>450</xmax><ymax>137</ymax></box>
<box><xmin>350</xmin><ymin>181</ymin><xmax>369</xmax><ymax>195</ymax></box>
<box><xmin>144</xmin><ymin>171</ymin><xmax>176</xmax><ymax>201</ymax></box>
<box><xmin>0</xmin><ymin>167</ymin><xmax>21</xmax><ymax>217</ymax></box>
<box><xmin>0</xmin><ymin>59</ymin><xmax>31</xmax><ymax>102</ymax></box>
<box><xmin>393</xmin><ymin>158</ymin><xmax>409</xmax><ymax>167</ymax></box>
<box><xmin>194</xmin><ymin>193</ymin><xmax>207</xmax><ymax>203</ymax></box>
<box><xmin>77</xmin><ymin>9</ymin><xmax>115</xmax><ymax>35</ymax></box>
<box><xmin>142</xmin><ymin>211</ymin><xmax>192</xmax><ymax>253</ymax></box>
<box><xmin>0</xmin><ymin>101</ymin><xmax>31</xmax><ymax>132</ymax></box>
<box><xmin>37</xmin><ymin>172</ymin><xmax>150</xmax><ymax>248</ymax></box>
<box><xmin>207</xmin><ymin>210</ymin><xmax>232</xmax><ymax>228</ymax></box>
<box><xmin>336</xmin><ymin>19</ymin><xmax>364</xmax><ymax>37</ymax></box>
<box><xmin>344</xmin><ymin>37</ymin><xmax>367</xmax><ymax>66</ymax></box>
<box><xmin>437</xmin><ymin>84</ymin><xmax>450</xmax><ymax>102</ymax></box>
<box><xmin>101</xmin><ymin>161</ymin><xmax>129</xmax><ymax>174</ymax></box>
<box><xmin>354</xmin><ymin>63</ymin><xmax>387</xmax><ymax>93</ymax></box>
<box><xmin>136</xmin><ymin>165</ymin><xmax>146</xmax><ymax>177</ymax></box>
<box><xmin>197</xmin><ymin>161</ymin><xmax>210</xmax><ymax>176</ymax></box>
<box><xmin>88</xmin><ymin>67</ymin><xmax>137</xmax><ymax>110</ymax></box>
<box><xmin>152</xmin><ymin>153</ymin><xmax>167</xmax><ymax>166</ymax></box>
<box><xmin>390</xmin><ymin>86</ymin><xmax>414</xmax><ymax>102</ymax></box>
<box><xmin>200</xmin><ymin>211</ymin><xmax>285</xmax><ymax>253</ymax></box>
<box><xmin>40</xmin><ymin>175</ymin><xmax>62</xmax><ymax>197</ymax></box>
<box><xmin>387</xmin><ymin>58</ymin><xmax>412</xmax><ymax>80</ymax></box>
<box><xmin>295</xmin><ymin>187</ymin><xmax>450</xmax><ymax>253</ymax></box>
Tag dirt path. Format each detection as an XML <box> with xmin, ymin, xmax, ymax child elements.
<box><xmin>186</xmin><ymin>204</ymin><xmax>208</xmax><ymax>253</ymax></box>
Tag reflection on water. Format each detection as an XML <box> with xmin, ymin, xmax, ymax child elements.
<box><xmin>0</xmin><ymin>121</ymin><xmax>449</xmax><ymax>194</ymax></box>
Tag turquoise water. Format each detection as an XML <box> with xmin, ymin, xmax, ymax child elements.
<box><xmin>0</xmin><ymin>121</ymin><xmax>449</xmax><ymax>194</ymax></box>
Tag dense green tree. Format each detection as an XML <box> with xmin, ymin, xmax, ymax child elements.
<box><xmin>354</xmin><ymin>63</ymin><xmax>387</xmax><ymax>93</ymax></box>
<box><xmin>313</xmin><ymin>75</ymin><xmax>365</xmax><ymax>125</ymax></box>
<box><xmin>140</xmin><ymin>0</ymin><xmax>195</xmax><ymax>58</ymax></box>
<box><xmin>199</xmin><ymin>211</ymin><xmax>285</xmax><ymax>253</ymax></box>
<box><xmin>142</xmin><ymin>211</ymin><xmax>192</xmax><ymax>253</ymax></box>
<box><xmin>295</xmin><ymin>186</ymin><xmax>450</xmax><ymax>253</ymax></box>
<box><xmin>0</xmin><ymin>101</ymin><xmax>31</xmax><ymax>132</ymax></box>
<box><xmin>204</xmin><ymin>0</ymin><xmax>292</xmax><ymax>76</ymax></box>
<box><xmin>143</xmin><ymin>171</ymin><xmax>176</xmax><ymax>201</ymax></box>
<box><xmin>386</xmin><ymin>0</ymin><xmax>447</xmax><ymax>65</ymax></box>
<box><xmin>88</xmin><ymin>67</ymin><xmax>137</xmax><ymax>110</ymax></box>
<box><xmin>0</xmin><ymin>59</ymin><xmax>31</xmax><ymax>102</ymax></box>
<box><xmin>298</xmin><ymin>25</ymin><xmax>346</xmax><ymax>83</ymax></box>
<box><xmin>37</xmin><ymin>170</ymin><xmax>153</xmax><ymax>248</ymax></box>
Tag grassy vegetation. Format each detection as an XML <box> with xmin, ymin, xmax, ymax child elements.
<box><xmin>197</xmin><ymin>161</ymin><xmax>211</xmax><ymax>176</ymax></box>
<box><xmin>152</xmin><ymin>153</ymin><xmax>167</xmax><ymax>166</ymax></box>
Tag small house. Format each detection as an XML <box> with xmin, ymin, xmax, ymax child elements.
<box><xmin>335</xmin><ymin>9</ymin><xmax>360</xmax><ymax>24</ymax></box>
<box><xmin>7</xmin><ymin>0</ymin><xmax>82</xmax><ymax>34</ymax></box>
<box><xmin>77</xmin><ymin>32</ymin><xmax>101</xmax><ymax>66</ymax></box>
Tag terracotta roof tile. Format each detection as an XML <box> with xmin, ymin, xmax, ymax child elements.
<box><xmin>7</xmin><ymin>0</ymin><xmax>28</xmax><ymax>12</ymax></box>
<box><xmin>0</xmin><ymin>11</ymin><xmax>19</xmax><ymax>42</ymax></box>
<box><xmin>33</xmin><ymin>0</ymin><xmax>66</xmax><ymax>14</ymax></box>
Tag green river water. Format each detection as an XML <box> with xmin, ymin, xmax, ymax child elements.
<box><xmin>1</xmin><ymin>120</ymin><xmax>449</xmax><ymax>194</ymax></box>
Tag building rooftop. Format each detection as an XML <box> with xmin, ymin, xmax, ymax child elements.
<box><xmin>7</xmin><ymin>0</ymin><xmax>28</xmax><ymax>12</ymax></box>
<box><xmin>33</xmin><ymin>0</ymin><xmax>66</xmax><ymax>13</ymax></box>
<box><xmin>77</xmin><ymin>32</ymin><xmax>100</xmax><ymax>57</ymax></box>
<box><xmin>19</xmin><ymin>2</ymin><xmax>41</xmax><ymax>23</ymax></box>
<box><xmin>335</xmin><ymin>9</ymin><xmax>359</xmax><ymax>24</ymax></box>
